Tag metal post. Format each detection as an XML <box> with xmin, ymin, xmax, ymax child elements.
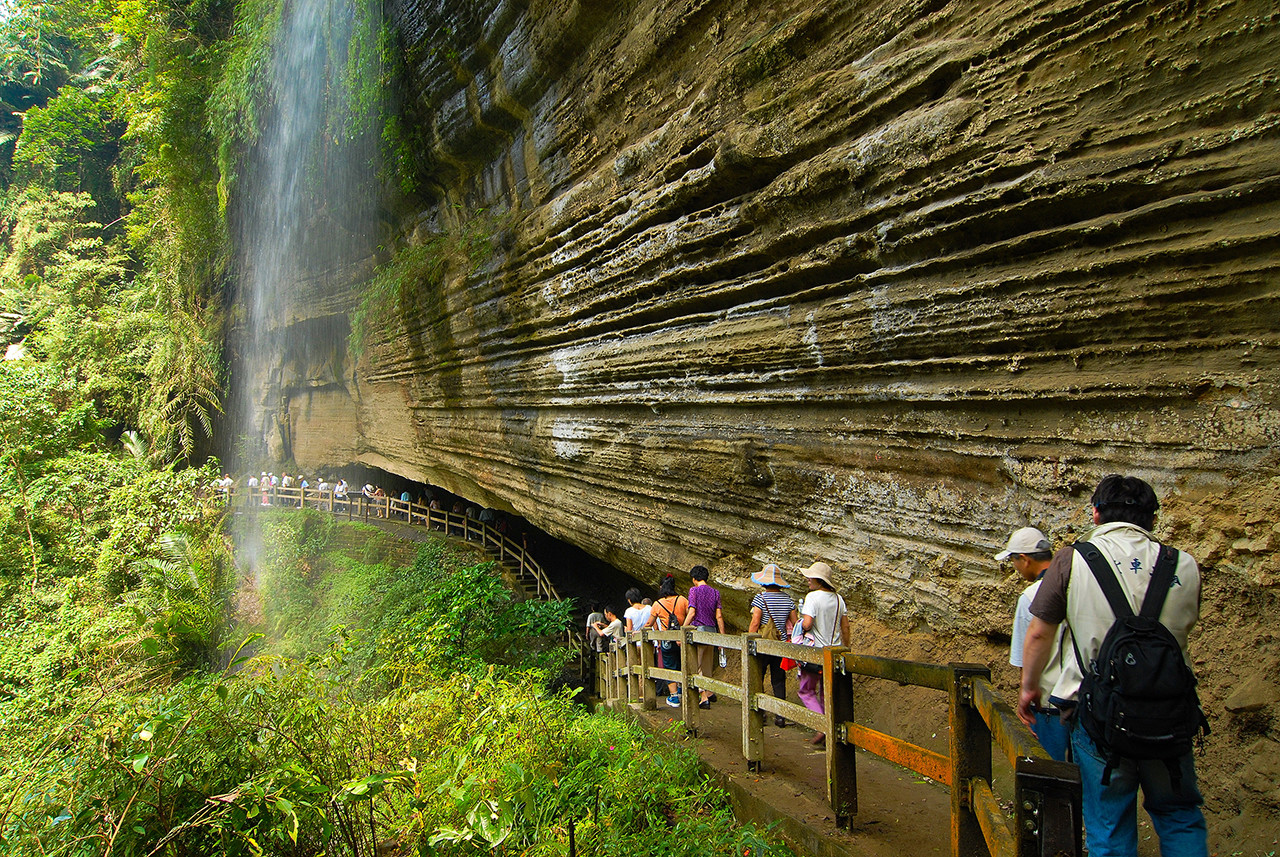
<box><xmin>824</xmin><ymin>647</ymin><xmax>856</xmax><ymax>828</ymax></box>
<box><xmin>948</xmin><ymin>663</ymin><xmax>994</xmax><ymax>857</ymax></box>
<box><xmin>1015</xmin><ymin>756</ymin><xmax>1082</xmax><ymax>857</ymax></box>
<box><xmin>742</xmin><ymin>634</ymin><xmax>764</xmax><ymax>771</ymax></box>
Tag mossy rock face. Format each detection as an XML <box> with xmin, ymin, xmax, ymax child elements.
<box><xmin>237</xmin><ymin>2</ymin><xmax>1280</xmax><ymax>846</ymax></box>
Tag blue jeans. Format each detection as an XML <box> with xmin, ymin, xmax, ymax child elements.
<box><xmin>1031</xmin><ymin>710</ymin><xmax>1070</xmax><ymax>762</ymax></box>
<box><xmin>1070</xmin><ymin>726</ymin><xmax>1207</xmax><ymax>857</ymax></box>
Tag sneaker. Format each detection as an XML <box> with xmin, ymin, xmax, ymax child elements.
<box><xmin>718</xmin><ymin>648</ymin><xmax>728</xmax><ymax>668</ymax></box>
<box><xmin>774</xmin><ymin>715</ymin><xmax>787</xmax><ymax>728</ymax></box>
<box><xmin>666</xmin><ymin>694</ymin><xmax>681</xmax><ymax>708</ymax></box>
<box><xmin>699</xmin><ymin>699</ymin><xmax>711</xmax><ymax>709</ymax></box>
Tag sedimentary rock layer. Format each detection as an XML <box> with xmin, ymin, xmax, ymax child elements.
<box><xmin>235</xmin><ymin>0</ymin><xmax>1280</xmax><ymax>838</ymax></box>
<box><xmin>322</xmin><ymin>0</ymin><xmax>1280</xmax><ymax>623</ymax></box>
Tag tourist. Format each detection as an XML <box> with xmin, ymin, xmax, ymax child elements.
<box><xmin>748</xmin><ymin>563</ymin><xmax>797</xmax><ymax>727</ymax></box>
<box><xmin>623</xmin><ymin>588</ymin><xmax>651</xmax><ymax>652</ymax></box>
<box><xmin>1019</xmin><ymin>475</ymin><xmax>1207</xmax><ymax>856</ymax></box>
<box><xmin>796</xmin><ymin>561</ymin><xmax>849</xmax><ymax>747</ymax></box>
<box><xmin>644</xmin><ymin>575</ymin><xmax>689</xmax><ymax>707</ymax></box>
<box><xmin>998</xmin><ymin>526</ymin><xmax>1068</xmax><ymax>761</ymax></box>
<box><xmin>585</xmin><ymin>603</ymin><xmax>606</xmax><ymax>652</ymax></box>
<box><xmin>298</xmin><ymin>476</ymin><xmax>310</xmax><ymax>507</ymax></box>
<box><xmin>373</xmin><ymin>486</ymin><xmax>387</xmax><ymax>517</ymax></box>
<box><xmin>623</xmin><ymin>588</ymin><xmax>652</xmax><ymax>668</ymax></box>
<box><xmin>683</xmin><ymin>565</ymin><xmax>726</xmax><ymax>709</ymax></box>
<box><xmin>591</xmin><ymin>606</ymin><xmax>624</xmax><ymax>651</ymax></box>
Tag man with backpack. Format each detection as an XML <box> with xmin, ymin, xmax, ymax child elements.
<box><xmin>1018</xmin><ymin>474</ymin><xmax>1207</xmax><ymax>857</ymax></box>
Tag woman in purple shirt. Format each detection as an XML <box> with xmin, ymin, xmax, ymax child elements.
<box><xmin>683</xmin><ymin>565</ymin><xmax>726</xmax><ymax>709</ymax></box>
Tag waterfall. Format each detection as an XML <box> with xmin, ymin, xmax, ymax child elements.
<box><xmin>231</xmin><ymin>0</ymin><xmax>381</xmax><ymax>470</ymax></box>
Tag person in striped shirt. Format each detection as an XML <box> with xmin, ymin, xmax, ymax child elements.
<box><xmin>747</xmin><ymin>564</ymin><xmax>798</xmax><ymax>727</ymax></box>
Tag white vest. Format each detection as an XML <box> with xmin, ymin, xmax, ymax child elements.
<box><xmin>1048</xmin><ymin>522</ymin><xmax>1200</xmax><ymax>706</ymax></box>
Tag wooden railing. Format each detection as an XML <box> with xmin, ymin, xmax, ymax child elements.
<box><xmin>598</xmin><ymin>630</ymin><xmax>1081</xmax><ymax>857</ymax></box>
<box><xmin>219</xmin><ymin>485</ymin><xmax>588</xmax><ymax>659</ymax></box>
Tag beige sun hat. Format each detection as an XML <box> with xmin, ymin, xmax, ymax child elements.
<box><xmin>802</xmin><ymin>561</ymin><xmax>835</xmax><ymax>588</ymax></box>
<box><xmin>751</xmin><ymin>563</ymin><xmax>790</xmax><ymax>588</ymax></box>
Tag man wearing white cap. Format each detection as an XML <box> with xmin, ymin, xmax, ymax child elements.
<box><xmin>997</xmin><ymin>526</ymin><xmax>1068</xmax><ymax>761</ymax></box>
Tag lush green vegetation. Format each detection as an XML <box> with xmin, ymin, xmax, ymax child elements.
<box><xmin>0</xmin><ymin>1</ymin><xmax>794</xmax><ymax>854</ymax></box>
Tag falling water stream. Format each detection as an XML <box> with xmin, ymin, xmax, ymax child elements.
<box><xmin>233</xmin><ymin>0</ymin><xmax>381</xmax><ymax>469</ymax></box>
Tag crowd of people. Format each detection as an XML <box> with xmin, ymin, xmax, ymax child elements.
<box><xmin>211</xmin><ymin>471</ymin><xmax>523</xmax><ymax>541</ymax></box>
<box><xmin>589</xmin><ymin>558</ymin><xmax>849</xmax><ymax>747</ymax></box>
<box><xmin>591</xmin><ymin>474</ymin><xmax>1209</xmax><ymax>857</ymax></box>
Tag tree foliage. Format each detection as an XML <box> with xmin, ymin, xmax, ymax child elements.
<box><xmin>0</xmin><ymin>0</ymin><xmax>230</xmax><ymax>463</ymax></box>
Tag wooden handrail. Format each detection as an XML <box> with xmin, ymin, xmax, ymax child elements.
<box><xmin>219</xmin><ymin>484</ymin><xmax>590</xmax><ymax>664</ymax></box>
<box><xmin>596</xmin><ymin>630</ymin><xmax>1081</xmax><ymax>857</ymax></box>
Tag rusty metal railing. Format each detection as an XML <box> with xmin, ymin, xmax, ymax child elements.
<box><xmin>597</xmin><ymin>631</ymin><xmax>1081</xmax><ymax>857</ymax></box>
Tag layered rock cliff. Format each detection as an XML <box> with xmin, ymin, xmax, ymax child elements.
<box><xmin>238</xmin><ymin>0</ymin><xmax>1280</xmax><ymax>838</ymax></box>
<box><xmin>321</xmin><ymin>0</ymin><xmax>1280</xmax><ymax>621</ymax></box>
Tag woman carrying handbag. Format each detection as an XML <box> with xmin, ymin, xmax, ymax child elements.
<box><xmin>794</xmin><ymin>561</ymin><xmax>850</xmax><ymax>747</ymax></box>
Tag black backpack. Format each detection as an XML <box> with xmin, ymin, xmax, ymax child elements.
<box><xmin>1072</xmin><ymin>541</ymin><xmax>1209</xmax><ymax>788</ymax></box>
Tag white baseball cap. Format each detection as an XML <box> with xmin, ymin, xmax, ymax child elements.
<box><xmin>994</xmin><ymin>527</ymin><xmax>1052</xmax><ymax>561</ymax></box>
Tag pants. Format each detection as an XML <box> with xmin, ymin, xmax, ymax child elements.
<box><xmin>692</xmin><ymin>640</ymin><xmax>715</xmax><ymax>697</ymax></box>
<box><xmin>798</xmin><ymin>667</ymin><xmax>823</xmax><ymax>714</ymax></box>
<box><xmin>1071</xmin><ymin>726</ymin><xmax>1207</xmax><ymax>857</ymax></box>
<box><xmin>761</xmin><ymin>655</ymin><xmax>787</xmax><ymax>700</ymax></box>
<box><xmin>659</xmin><ymin>644</ymin><xmax>681</xmax><ymax>695</ymax></box>
<box><xmin>1031</xmin><ymin>710</ymin><xmax>1070</xmax><ymax>762</ymax></box>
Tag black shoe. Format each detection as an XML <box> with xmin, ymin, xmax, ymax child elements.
<box><xmin>707</xmin><ymin>693</ymin><xmax>717</xmax><ymax>702</ymax></box>
<box><xmin>699</xmin><ymin>699</ymin><xmax>711</xmax><ymax>709</ymax></box>
<box><xmin>774</xmin><ymin>715</ymin><xmax>786</xmax><ymax>728</ymax></box>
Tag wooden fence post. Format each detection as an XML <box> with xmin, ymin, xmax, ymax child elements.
<box><xmin>680</xmin><ymin>629</ymin><xmax>697</xmax><ymax>734</ymax></box>
<box><xmin>948</xmin><ymin>663</ymin><xmax>993</xmax><ymax>857</ymax></box>
<box><xmin>624</xmin><ymin>636</ymin><xmax>637</xmax><ymax>704</ymax></box>
<box><xmin>1015</xmin><ymin>756</ymin><xmax>1082</xmax><ymax>857</ymax></box>
<box><xmin>742</xmin><ymin>634</ymin><xmax>764</xmax><ymax>770</ymax></box>
<box><xmin>824</xmin><ymin>647</ymin><xmax>856</xmax><ymax>828</ymax></box>
<box><xmin>639</xmin><ymin>632</ymin><xmax>657</xmax><ymax>710</ymax></box>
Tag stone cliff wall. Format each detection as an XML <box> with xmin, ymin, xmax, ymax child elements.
<box><xmin>351</xmin><ymin>0</ymin><xmax>1280</xmax><ymax>621</ymax></box>
<box><xmin>262</xmin><ymin>0</ymin><xmax>1280</xmax><ymax>837</ymax></box>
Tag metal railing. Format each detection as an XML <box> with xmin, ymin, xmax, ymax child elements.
<box><xmin>597</xmin><ymin>630</ymin><xmax>1081</xmax><ymax>857</ymax></box>
<box><xmin>220</xmin><ymin>485</ymin><xmax>588</xmax><ymax>659</ymax></box>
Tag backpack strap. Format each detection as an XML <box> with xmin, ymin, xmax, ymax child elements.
<box><xmin>1073</xmin><ymin>541</ymin><xmax>1134</xmax><ymax>621</ymax></box>
<box><xmin>1138</xmin><ymin>546</ymin><xmax>1179</xmax><ymax>620</ymax></box>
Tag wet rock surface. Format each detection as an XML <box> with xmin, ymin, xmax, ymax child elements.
<box><xmin>237</xmin><ymin>0</ymin><xmax>1280</xmax><ymax>844</ymax></box>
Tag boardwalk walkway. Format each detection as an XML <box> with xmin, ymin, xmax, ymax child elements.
<box><xmin>630</xmin><ymin>682</ymin><xmax>951</xmax><ymax>857</ymax></box>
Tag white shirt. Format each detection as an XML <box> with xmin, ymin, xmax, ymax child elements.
<box><xmin>800</xmin><ymin>590</ymin><xmax>847</xmax><ymax>647</ymax></box>
<box><xmin>624</xmin><ymin>605</ymin><xmax>651</xmax><ymax>637</ymax></box>
<box><xmin>1010</xmin><ymin>580</ymin><xmax>1040</xmax><ymax>667</ymax></box>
